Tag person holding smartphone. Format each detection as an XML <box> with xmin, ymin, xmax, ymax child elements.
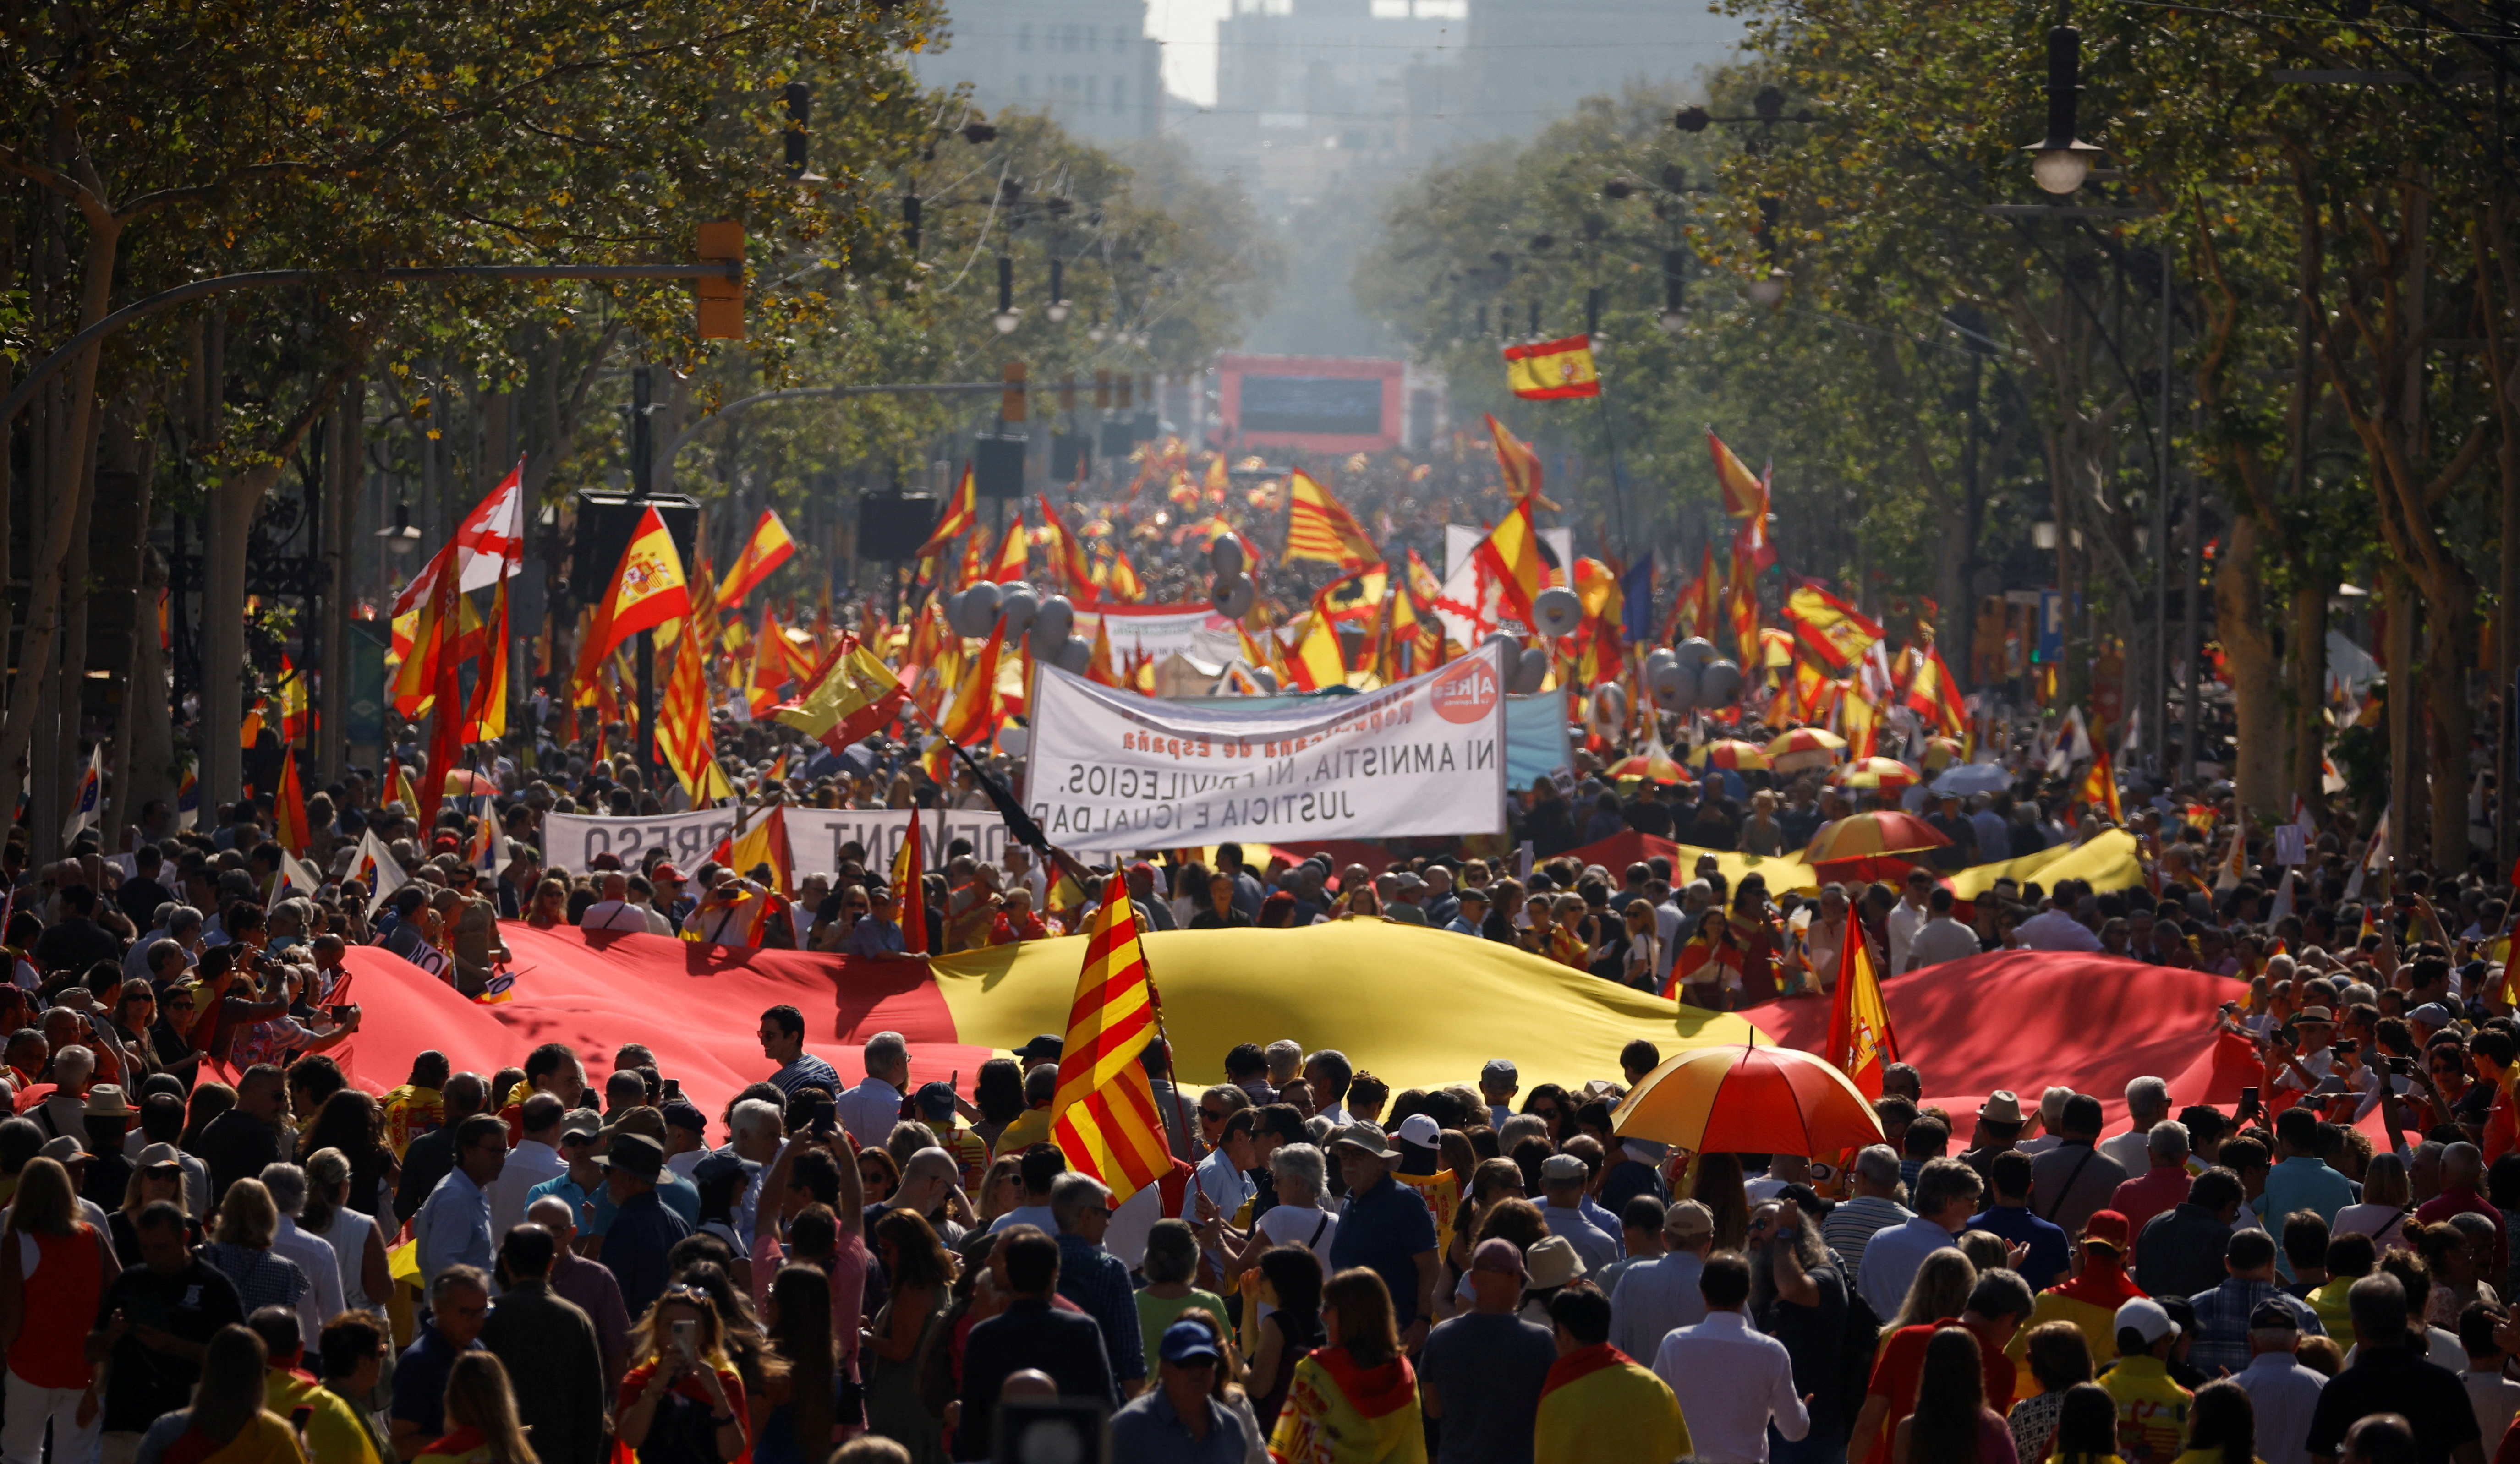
<box><xmin>615</xmin><ymin>1284</ymin><xmax>749</xmax><ymax>1464</ymax></box>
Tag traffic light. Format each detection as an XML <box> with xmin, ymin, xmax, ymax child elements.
<box><xmin>696</xmin><ymin>221</ymin><xmax>745</xmax><ymax>339</ymax></box>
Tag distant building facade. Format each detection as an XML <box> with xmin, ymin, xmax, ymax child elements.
<box><xmin>910</xmin><ymin>0</ymin><xmax>1163</xmax><ymax>143</ymax></box>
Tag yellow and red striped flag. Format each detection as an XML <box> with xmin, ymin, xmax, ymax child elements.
<box><xmin>918</xmin><ymin>465</ymin><xmax>980</xmax><ymax>563</ymax></box>
<box><xmin>891</xmin><ymin>811</ymin><xmax>928</xmax><ymax>955</ymax></box>
<box><xmin>655</xmin><ymin>627</ymin><xmax>732</xmax><ymax>805</ymax></box>
<box><xmin>272</xmin><ymin>748</ymin><xmax>312</xmax><ymax>854</ymax></box>
<box><xmin>1826</xmin><ymin>923</ymin><xmax>1898</xmax><ymax>1099</ymax></box>
<box><xmin>1100</xmin><ymin>541</ymin><xmax>1145</xmax><ymax>603</ymax></box>
<box><xmin>1281</xmin><ymin>469</ymin><xmax>1381</xmax><ymax>572</ymax></box>
<box><xmin>717</xmin><ymin>509</ymin><xmax>798</xmax><ymax>610</ymax></box>
<box><xmin>1047</xmin><ymin>889</ymin><xmax>1174</xmax><ymax>1204</ymax></box>
<box><xmin>773</xmin><ymin>635</ymin><xmax>907</xmax><ymax>754</ymax></box>
<box><xmin>719</xmin><ymin>803</ymin><xmax>794</xmax><ymax>896</ymax></box>
<box><xmin>1710</xmin><ymin>431</ymin><xmax>1766</xmax><ymax>521</ymax></box>
<box><xmin>989</xmin><ymin>511</ymin><xmax>1029</xmax><ymax>581</ymax></box>
<box><xmin>2077</xmin><ymin>739</ymin><xmax>2122</xmax><ymax>824</ymax></box>
<box><xmin>1472</xmin><ymin>500</ymin><xmax>1551</xmax><ymax>630</ymax></box>
<box><xmin>1501</xmin><ymin>333</ymin><xmax>1601</xmax><ymax>399</ymax></box>
<box><xmin>1483</xmin><ymin>414</ymin><xmax>1556</xmax><ymax>509</ymax></box>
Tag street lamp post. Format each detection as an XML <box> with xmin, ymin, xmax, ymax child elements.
<box><xmin>2026</xmin><ymin>19</ymin><xmax>2104</xmax><ymax>195</ymax></box>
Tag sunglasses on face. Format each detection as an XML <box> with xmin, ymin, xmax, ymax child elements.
<box><xmin>1199</xmin><ymin>1107</ymin><xmax>1229</xmax><ymax>1122</ymax></box>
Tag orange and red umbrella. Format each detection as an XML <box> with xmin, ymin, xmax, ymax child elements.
<box><xmin>1764</xmin><ymin>727</ymin><xmax>1847</xmax><ymax>774</ymax></box>
<box><xmin>1611</xmin><ymin>1042</ymin><xmax>1885</xmax><ymax>1157</ymax></box>
<box><xmin>1803</xmin><ymin>809</ymin><xmax>1951</xmax><ymax>863</ymax></box>
<box><xmin>1693</xmin><ymin>738</ymin><xmax>1772</xmax><ymax>772</ymax></box>
<box><xmin>1609</xmin><ymin>747</ymin><xmax>1693</xmax><ymax>785</ymax></box>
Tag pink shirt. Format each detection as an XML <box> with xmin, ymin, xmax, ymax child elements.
<box><xmin>755</xmin><ymin>1228</ymin><xmax>870</xmax><ymax>1376</ymax></box>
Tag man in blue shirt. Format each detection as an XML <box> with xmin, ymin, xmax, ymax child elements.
<box><xmin>1326</xmin><ymin>1121</ymin><xmax>1440</xmax><ymax>1348</ymax></box>
<box><xmin>840</xmin><ymin>885</ymin><xmax>914</xmax><ymax>958</ymax></box>
<box><xmin>594</xmin><ymin>1132</ymin><xmax>690</xmax><ymax>1319</ymax></box>
<box><xmin>1110</xmin><ymin>1321</ymin><xmax>1251</xmax><ymax>1463</ymax></box>
<box><xmin>758</xmin><ymin>1005</ymin><xmax>843</xmax><ymax>1099</ymax></box>
<box><xmin>391</xmin><ymin>1265</ymin><xmax>488</xmax><ymax>1460</ymax></box>
<box><xmin>1967</xmin><ymin>1150</ymin><xmax>2070</xmax><ymax>1291</ymax></box>
<box><xmin>2258</xmin><ymin>1107</ymin><xmax>2355</xmax><ymax>1279</ymax></box>
<box><xmin>1051</xmin><ymin>1173</ymin><xmax>1145</xmax><ymax>1391</ymax></box>
<box><xmin>1443</xmin><ymin>887</ymin><xmax>1489</xmax><ymax>936</ymax></box>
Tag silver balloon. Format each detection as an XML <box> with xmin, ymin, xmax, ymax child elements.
<box><xmin>1211</xmin><ymin>536</ymin><xmax>1245</xmax><ymax>576</ymax></box>
<box><xmin>1594</xmin><ymin>683</ymin><xmax>1628</xmax><ymax>725</ymax></box>
<box><xmin>1644</xmin><ymin>646</ymin><xmax>1679</xmax><ymax>675</ymax></box>
<box><xmin>1482</xmin><ymin>630</ymin><xmax>1520</xmax><ymax>659</ymax></box>
<box><xmin>1648</xmin><ymin>658</ymin><xmax>1698</xmax><ymax>713</ymax></box>
<box><xmin>998</xmin><ymin>586</ymin><xmax>1039</xmax><ymax>638</ymax></box>
<box><xmin>1675</xmin><ymin>636</ymin><xmax>1719</xmax><ymax>669</ymax></box>
<box><xmin>1213</xmin><ymin>573</ymin><xmax>1255</xmax><ymax>619</ymax></box>
<box><xmin>1698</xmin><ymin>658</ymin><xmax>1745</xmax><ymax>706</ymax></box>
<box><xmin>1251</xmin><ymin>668</ymin><xmax>1279</xmax><ymax>694</ymax></box>
<box><xmin>1051</xmin><ymin>637</ymin><xmax>1092</xmax><ymax>675</ymax></box>
<box><xmin>1032</xmin><ymin>594</ymin><xmax>1075</xmax><ymax>648</ymax></box>
<box><xmin>1532</xmin><ymin>585</ymin><xmax>1584</xmax><ymax>639</ymax></box>
<box><xmin>942</xmin><ymin>589</ymin><xmax>971</xmax><ymax>637</ymax></box>
<box><xmin>1511</xmin><ymin>645</ymin><xmax>1550</xmax><ymax>695</ymax></box>
<box><xmin>960</xmin><ymin>582</ymin><xmax>1001</xmax><ymax>634</ymax></box>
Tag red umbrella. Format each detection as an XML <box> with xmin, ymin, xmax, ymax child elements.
<box><xmin>1611</xmin><ymin>1043</ymin><xmax>1884</xmax><ymax>1157</ymax></box>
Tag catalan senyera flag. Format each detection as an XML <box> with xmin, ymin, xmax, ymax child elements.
<box><xmin>1710</xmin><ymin>432</ymin><xmax>1766</xmax><ymax>521</ymax></box>
<box><xmin>1826</xmin><ymin>924</ymin><xmax>1898</xmax><ymax>1099</ymax></box>
<box><xmin>271</xmin><ymin>748</ymin><xmax>311</xmax><ymax>854</ymax></box>
<box><xmin>1483</xmin><ymin>414</ymin><xmax>1556</xmax><ymax>508</ymax></box>
<box><xmin>1473</xmin><ymin>501</ymin><xmax>1551</xmax><ymax>630</ymax></box>
<box><xmin>1905</xmin><ymin>645</ymin><xmax>1968</xmax><ymax>736</ymax></box>
<box><xmin>892</xmin><ymin>811</ymin><xmax>929</xmax><ymax>955</ymax></box>
<box><xmin>1780</xmin><ymin>585</ymin><xmax>1886</xmax><ymax>674</ymax></box>
<box><xmin>571</xmin><ymin>505</ymin><xmax>690</xmax><ymax>702</ymax></box>
<box><xmin>1725</xmin><ymin>547</ymin><xmax>1760</xmax><ymax>669</ymax></box>
<box><xmin>1046</xmin><ymin>890</ymin><xmax>1174</xmax><ymax>1205</ymax></box>
<box><xmin>773</xmin><ymin>636</ymin><xmax>908</xmax><ymax>755</ymax></box>
<box><xmin>717</xmin><ymin>508</ymin><xmax>798</xmax><ymax>610</ymax></box>
<box><xmin>1282</xmin><ymin>470</ymin><xmax>1382</xmax><ymax>572</ymax></box>
<box><xmin>1502</xmin><ymin>333</ymin><xmax>1602</xmax><ymax>399</ymax></box>
<box><xmin>919</xmin><ymin>465</ymin><xmax>979</xmax><ymax>563</ymax></box>
<box><xmin>655</xmin><ymin>628</ymin><xmax>731</xmax><ymax>805</ymax></box>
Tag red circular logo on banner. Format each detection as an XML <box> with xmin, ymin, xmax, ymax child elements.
<box><xmin>1430</xmin><ymin>658</ymin><xmax>1501</xmax><ymax>724</ymax></box>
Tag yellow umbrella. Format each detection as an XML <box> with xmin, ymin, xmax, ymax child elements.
<box><xmin>1611</xmin><ymin>1043</ymin><xmax>1884</xmax><ymax>1157</ymax></box>
<box><xmin>1832</xmin><ymin>756</ymin><xmax>1921</xmax><ymax>790</ymax></box>
<box><xmin>1764</xmin><ymin>727</ymin><xmax>1848</xmax><ymax>774</ymax></box>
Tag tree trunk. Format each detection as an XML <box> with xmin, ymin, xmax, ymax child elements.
<box><xmin>2287</xmin><ymin>581</ymin><xmax>2330</xmax><ymax>812</ymax></box>
<box><xmin>2387</xmin><ymin>569</ymin><xmax>2422</xmax><ymax>857</ymax></box>
<box><xmin>0</xmin><ymin>209</ymin><xmax>121</xmax><ymax>799</ymax></box>
<box><xmin>95</xmin><ymin>399</ymin><xmax>150</xmax><ymax>845</ymax></box>
<box><xmin>318</xmin><ymin>381</ymin><xmax>361</xmax><ymax>783</ymax></box>
<box><xmin>2423</xmin><ymin>582</ymin><xmax>2476</xmax><ymax>872</ymax></box>
<box><xmin>2218</xmin><ymin>513</ymin><xmax>2282</xmax><ymax>813</ymax></box>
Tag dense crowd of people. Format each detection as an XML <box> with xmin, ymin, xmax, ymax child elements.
<box><xmin>0</xmin><ymin>720</ymin><xmax>2512</xmax><ymax>1464</ymax></box>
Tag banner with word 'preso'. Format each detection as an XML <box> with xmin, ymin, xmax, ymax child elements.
<box><xmin>541</xmin><ymin>807</ymin><xmax>1009</xmax><ymax>879</ymax></box>
<box><xmin>1022</xmin><ymin>643</ymin><xmax>1509</xmax><ymax>852</ymax></box>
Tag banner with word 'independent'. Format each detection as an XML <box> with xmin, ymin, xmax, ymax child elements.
<box><xmin>1022</xmin><ymin>643</ymin><xmax>1508</xmax><ymax>851</ymax></box>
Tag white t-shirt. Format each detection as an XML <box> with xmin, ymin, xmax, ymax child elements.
<box><xmin>1255</xmin><ymin>1203</ymin><xmax>1338</xmax><ymax>1256</ymax></box>
<box><xmin>581</xmin><ymin>900</ymin><xmax>670</xmax><ymax>935</ymax></box>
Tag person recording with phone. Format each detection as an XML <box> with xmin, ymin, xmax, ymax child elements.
<box><xmin>616</xmin><ymin>1284</ymin><xmax>750</xmax><ymax>1464</ymax></box>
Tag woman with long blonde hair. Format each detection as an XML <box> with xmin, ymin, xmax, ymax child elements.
<box><xmin>0</xmin><ymin>1157</ymin><xmax>120</xmax><ymax>1463</ymax></box>
<box><xmin>618</xmin><ymin>1284</ymin><xmax>751</xmax><ymax>1464</ymax></box>
<box><xmin>127</xmin><ymin>1325</ymin><xmax>300</xmax><ymax>1464</ymax></box>
<box><xmin>1883</xmin><ymin>1246</ymin><xmax>1978</xmax><ymax>1339</ymax></box>
<box><xmin>1265</xmin><ymin>1268</ymin><xmax>1422</xmax><ymax>1464</ymax></box>
<box><xmin>202</xmin><ymin>1177</ymin><xmax>315</xmax><ymax>1331</ymax></box>
<box><xmin>412</xmin><ymin>1352</ymin><xmax>538</xmax><ymax>1464</ymax></box>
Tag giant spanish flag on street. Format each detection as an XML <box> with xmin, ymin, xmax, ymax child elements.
<box><xmin>1046</xmin><ymin>890</ymin><xmax>1174</xmax><ymax>1205</ymax></box>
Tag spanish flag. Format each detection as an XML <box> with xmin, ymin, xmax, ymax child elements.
<box><xmin>918</xmin><ymin>465</ymin><xmax>979</xmax><ymax>563</ymax></box>
<box><xmin>461</xmin><ymin>581</ymin><xmax>510</xmax><ymax>743</ymax></box>
<box><xmin>1662</xmin><ymin>542</ymin><xmax>1718</xmax><ymax>645</ymax></box>
<box><xmin>1085</xmin><ymin>617</ymin><xmax>1123</xmax><ymax>688</ymax></box>
<box><xmin>1046</xmin><ymin>887</ymin><xmax>1174</xmax><ymax>1205</ymax></box>
<box><xmin>1502</xmin><ymin>333</ymin><xmax>1601</xmax><ymax>399</ymax></box>
<box><xmin>716</xmin><ymin>509</ymin><xmax>797</xmax><ymax>609</ymax></box>
<box><xmin>773</xmin><ymin>635</ymin><xmax>908</xmax><ymax>754</ymax></box>
<box><xmin>720</xmin><ymin>803</ymin><xmax>794</xmax><ymax>896</ymax></box>
<box><xmin>1473</xmin><ymin>500</ymin><xmax>1552</xmax><ymax>629</ymax></box>
<box><xmin>1780</xmin><ymin>585</ymin><xmax>1885</xmax><ymax>673</ymax></box>
<box><xmin>1725</xmin><ymin>546</ymin><xmax>1760</xmax><ymax>669</ymax></box>
<box><xmin>2077</xmin><ymin>740</ymin><xmax>2122</xmax><ymax>825</ymax></box>
<box><xmin>989</xmin><ymin>511</ymin><xmax>1029</xmax><ymax>582</ymax></box>
<box><xmin>572</xmin><ymin>505</ymin><xmax>690</xmax><ymax>702</ymax></box>
<box><xmin>1484</xmin><ymin>414</ymin><xmax>1556</xmax><ymax>508</ymax></box>
<box><xmin>1286</xmin><ymin>608</ymin><xmax>1348</xmax><ymax>693</ymax></box>
<box><xmin>1905</xmin><ymin>645</ymin><xmax>1968</xmax><ymax>736</ymax></box>
<box><xmin>1281</xmin><ymin>469</ymin><xmax>1382</xmax><ymax>572</ymax></box>
<box><xmin>892</xmin><ymin>811</ymin><xmax>929</xmax><ymax>954</ymax></box>
<box><xmin>937</xmin><ymin>623</ymin><xmax>1007</xmax><ymax>748</ymax></box>
<box><xmin>271</xmin><ymin>748</ymin><xmax>312</xmax><ymax>855</ymax></box>
<box><xmin>1826</xmin><ymin>925</ymin><xmax>1898</xmax><ymax>1098</ymax></box>
<box><xmin>1035</xmin><ymin>493</ymin><xmax>1098</xmax><ymax>599</ymax></box>
<box><xmin>1100</xmin><ymin>542</ymin><xmax>1146</xmax><ymax>603</ymax></box>
<box><xmin>1709</xmin><ymin>431</ymin><xmax>1767</xmax><ymax>521</ymax></box>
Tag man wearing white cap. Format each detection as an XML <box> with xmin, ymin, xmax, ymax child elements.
<box><xmin>1610</xmin><ymin>1199</ymin><xmax>1715</xmax><ymax>1362</ymax></box>
<box><xmin>2099</xmin><ymin>1298</ymin><xmax>2194</xmax><ymax>1464</ymax></box>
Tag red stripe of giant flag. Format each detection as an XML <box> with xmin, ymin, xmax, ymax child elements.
<box><xmin>1047</xmin><ymin>885</ymin><xmax>1174</xmax><ymax>1204</ymax></box>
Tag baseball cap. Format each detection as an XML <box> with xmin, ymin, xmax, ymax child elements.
<box><xmin>2082</xmin><ymin>1209</ymin><xmax>2133</xmax><ymax>1253</ymax></box>
<box><xmin>915</xmin><ymin>1082</ymin><xmax>960</xmax><ymax>1120</ymax></box>
<box><xmin>660</xmin><ymin>1102</ymin><xmax>707</xmax><ymax>1134</ymax></box>
<box><xmin>652</xmin><ymin>863</ymin><xmax>686</xmax><ymax>884</ymax></box>
<box><xmin>1664</xmin><ymin>1199</ymin><xmax>1715</xmax><ymax>1240</ymax></box>
<box><xmin>690</xmin><ymin>1152</ymin><xmax>752</xmax><ymax>1188</ymax></box>
<box><xmin>1395</xmin><ymin>1114</ymin><xmax>1443</xmax><ymax>1150</ymax></box>
<box><xmin>2411</xmin><ymin>1002</ymin><xmax>2456</xmax><ymax>1030</ymax></box>
<box><xmin>1540</xmin><ymin>1153</ymin><xmax>1587</xmax><ymax>1184</ymax></box>
<box><xmin>1013</xmin><ymin>1034</ymin><xmax>1064</xmax><ymax>1064</ymax></box>
<box><xmin>2247</xmin><ymin>1299</ymin><xmax>2303</xmax><ymax>1332</ymax></box>
<box><xmin>561</xmin><ymin>1108</ymin><xmax>606</xmax><ymax>1140</ymax></box>
<box><xmin>1469</xmin><ymin>1237</ymin><xmax>1526</xmax><ymax>1275</ymax></box>
<box><xmin>1330</xmin><ymin>1121</ymin><xmax>1399</xmax><ymax>1159</ymax></box>
<box><xmin>1481</xmin><ymin>1058</ymin><xmax>1518</xmax><ymax>1085</ymax></box>
<box><xmin>2116</xmin><ymin>1297</ymin><xmax>2180</xmax><ymax>1344</ymax></box>
<box><xmin>1159</xmin><ymin>1320</ymin><xmax>1222</xmax><ymax>1366</ymax></box>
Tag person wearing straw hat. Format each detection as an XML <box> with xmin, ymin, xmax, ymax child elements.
<box><xmin>1325</xmin><ymin>1121</ymin><xmax>1441</xmax><ymax>1352</ymax></box>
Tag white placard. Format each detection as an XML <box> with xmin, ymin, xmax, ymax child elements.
<box><xmin>2273</xmin><ymin>824</ymin><xmax>2307</xmax><ymax>867</ymax></box>
<box><xmin>540</xmin><ymin>806</ymin><xmax>1010</xmax><ymax>879</ymax></box>
<box><xmin>1021</xmin><ymin>643</ymin><xmax>1510</xmax><ymax>852</ymax></box>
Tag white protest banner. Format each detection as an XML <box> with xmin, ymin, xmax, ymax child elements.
<box><xmin>1072</xmin><ymin>603</ymin><xmax>1219</xmax><ymax>662</ymax></box>
<box><xmin>542</xmin><ymin>806</ymin><xmax>1010</xmax><ymax>879</ymax></box>
<box><xmin>1022</xmin><ymin>642</ymin><xmax>1509</xmax><ymax>852</ymax></box>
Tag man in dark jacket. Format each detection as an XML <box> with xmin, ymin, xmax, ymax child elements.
<box><xmin>397</xmin><ymin>1072</ymin><xmax>488</xmax><ymax>1224</ymax></box>
<box><xmin>957</xmin><ymin>1226</ymin><xmax>1117</xmax><ymax>1459</ymax></box>
<box><xmin>481</xmin><ymin>1224</ymin><xmax>608</xmax><ymax>1464</ymax></box>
